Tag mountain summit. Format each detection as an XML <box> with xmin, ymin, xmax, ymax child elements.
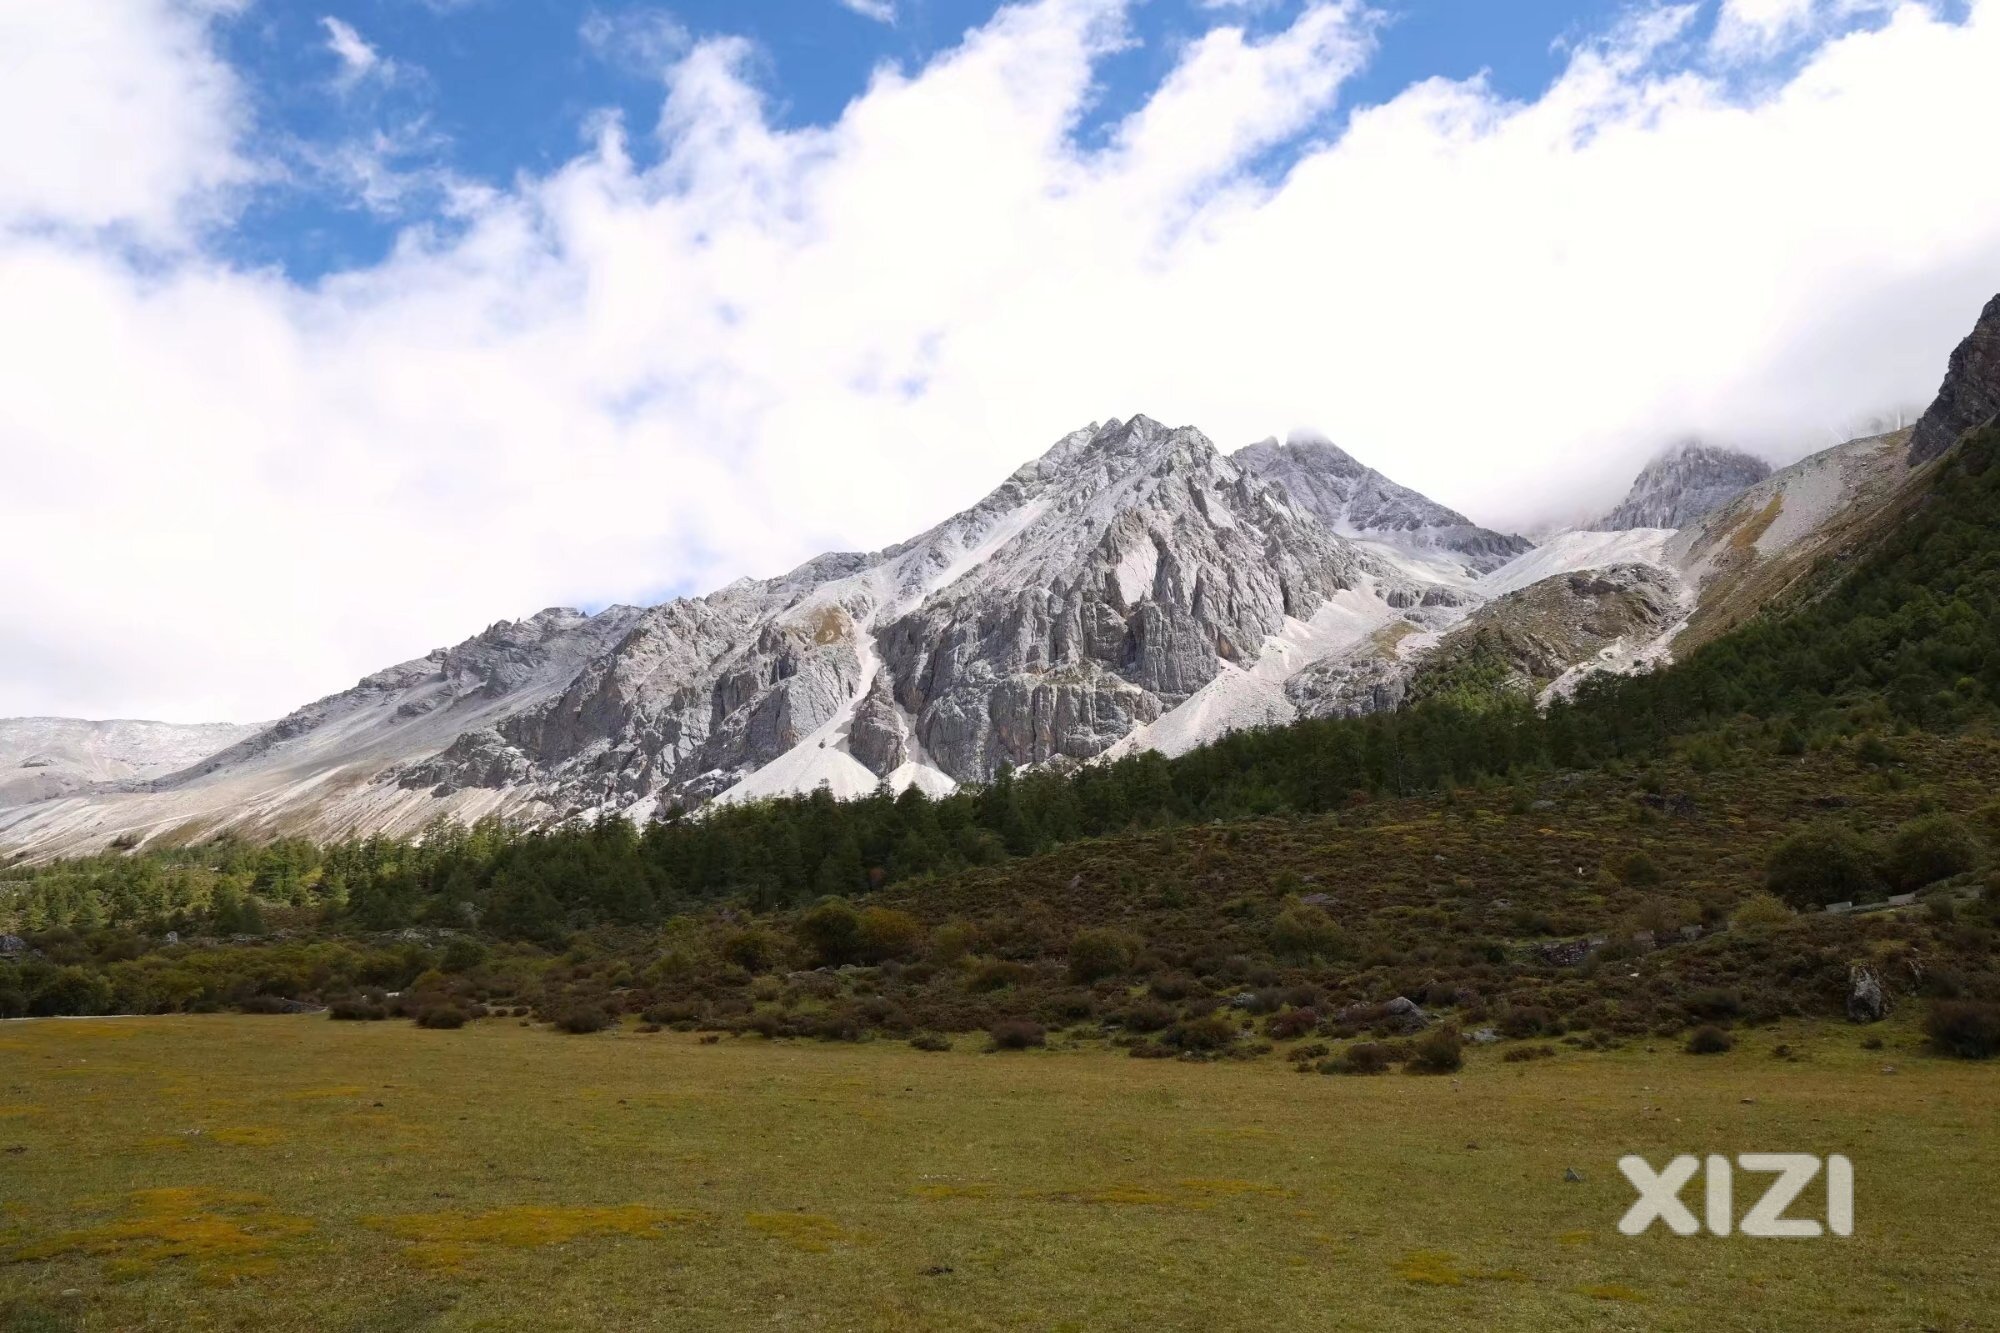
<box><xmin>1598</xmin><ymin>442</ymin><xmax>1772</xmax><ymax>531</ymax></box>
<box><xmin>1234</xmin><ymin>438</ymin><xmax>1532</xmax><ymax>575</ymax></box>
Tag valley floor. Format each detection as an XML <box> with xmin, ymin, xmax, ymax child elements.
<box><xmin>1</xmin><ymin>1016</ymin><xmax>1994</xmax><ymax>1330</ymax></box>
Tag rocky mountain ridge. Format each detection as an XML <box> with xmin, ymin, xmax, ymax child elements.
<box><xmin>10</xmin><ymin>283</ymin><xmax>1993</xmax><ymax>863</ymax></box>
<box><xmin>1597</xmin><ymin>441</ymin><xmax>1773</xmax><ymax>531</ymax></box>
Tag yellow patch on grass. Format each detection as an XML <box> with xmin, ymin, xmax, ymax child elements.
<box><xmin>1175</xmin><ymin>1178</ymin><xmax>1287</xmax><ymax>1198</ymax></box>
<box><xmin>1395</xmin><ymin>1250</ymin><xmax>1463</xmax><ymax>1286</ymax></box>
<box><xmin>911</xmin><ymin>1183</ymin><xmax>997</xmax><ymax>1200</ymax></box>
<box><xmin>11</xmin><ymin>1186</ymin><xmax>311</xmax><ymax>1282</ymax></box>
<box><xmin>743</xmin><ymin>1212</ymin><xmax>852</xmax><ymax>1252</ymax></box>
<box><xmin>365</xmin><ymin>1204</ymin><xmax>696</xmax><ymax>1272</ymax></box>
<box><xmin>212</xmin><ymin>1125</ymin><xmax>285</xmax><ymax>1147</ymax></box>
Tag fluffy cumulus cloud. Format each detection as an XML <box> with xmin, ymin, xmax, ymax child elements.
<box><xmin>0</xmin><ymin>0</ymin><xmax>252</xmax><ymax>244</ymax></box>
<box><xmin>3</xmin><ymin>0</ymin><xmax>1999</xmax><ymax>722</ymax></box>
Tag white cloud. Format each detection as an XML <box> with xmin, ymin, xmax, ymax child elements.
<box><xmin>581</xmin><ymin>6</ymin><xmax>692</xmax><ymax>77</ymax></box>
<box><xmin>2</xmin><ymin>0</ymin><xmax>1998</xmax><ymax>723</ymax></box>
<box><xmin>321</xmin><ymin>15</ymin><xmax>396</xmax><ymax>92</ymax></box>
<box><xmin>0</xmin><ymin>0</ymin><xmax>250</xmax><ymax>244</ymax></box>
<box><xmin>1711</xmin><ymin>0</ymin><xmax>1896</xmax><ymax>56</ymax></box>
<box><xmin>837</xmin><ymin>0</ymin><xmax>898</xmax><ymax>23</ymax></box>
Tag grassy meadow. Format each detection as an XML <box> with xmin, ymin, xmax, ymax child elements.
<box><xmin>1</xmin><ymin>1014</ymin><xmax>1995</xmax><ymax>1331</ymax></box>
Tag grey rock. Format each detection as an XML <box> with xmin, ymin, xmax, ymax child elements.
<box><xmin>1599</xmin><ymin>441</ymin><xmax>1772</xmax><ymax>530</ymax></box>
<box><xmin>1286</xmin><ymin>649</ymin><xmax>1413</xmax><ymax>720</ymax></box>
<box><xmin>1909</xmin><ymin>292</ymin><xmax>2000</xmax><ymax>464</ymax></box>
<box><xmin>1846</xmin><ymin>964</ymin><xmax>1888</xmax><ymax>1023</ymax></box>
<box><xmin>847</xmin><ymin>671</ymin><xmax>910</xmax><ymax>776</ymax></box>
<box><xmin>1468</xmin><ymin>1027</ymin><xmax>1501</xmax><ymax>1045</ymax></box>
<box><xmin>1236</xmin><ymin>437</ymin><xmax>1532</xmax><ymax>574</ymax></box>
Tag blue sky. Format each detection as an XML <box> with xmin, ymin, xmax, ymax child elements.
<box><xmin>222</xmin><ymin>0</ymin><xmax>1661</xmax><ymax>279</ymax></box>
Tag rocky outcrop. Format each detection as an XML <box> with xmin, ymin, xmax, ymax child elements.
<box><xmin>1409</xmin><ymin>564</ymin><xmax>1682</xmax><ymax>702</ymax></box>
<box><xmin>1847</xmin><ymin>964</ymin><xmax>1889</xmax><ymax>1024</ymax></box>
<box><xmin>1286</xmin><ymin>643</ymin><xmax>1416</xmax><ymax>720</ymax></box>
<box><xmin>1236</xmin><ymin>437</ymin><xmax>1532</xmax><ymax>574</ymax></box>
<box><xmin>878</xmin><ymin>418</ymin><xmax>1365</xmax><ymax>778</ymax></box>
<box><xmin>1908</xmin><ymin>292</ymin><xmax>2000</xmax><ymax>464</ymax></box>
<box><xmin>1599</xmin><ymin>442</ymin><xmax>1772</xmax><ymax>530</ymax></box>
<box><xmin>847</xmin><ymin>671</ymin><xmax>910</xmax><ymax>776</ymax></box>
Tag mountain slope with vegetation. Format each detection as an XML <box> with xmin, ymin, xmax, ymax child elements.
<box><xmin>5</xmin><ymin>419</ymin><xmax>2000</xmax><ymax>1055</ymax></box>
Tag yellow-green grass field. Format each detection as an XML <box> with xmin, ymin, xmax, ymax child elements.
<box><xmin>1</xmin><ymin>1016</ymin><xmax>1994</xmax><ymax>1331</ymax></box>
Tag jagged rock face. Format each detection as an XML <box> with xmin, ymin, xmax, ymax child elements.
<box><xmin>876</xmin><ymin>417</ymin><xmax>1364</xmax><ymax>778</ymax></box>
<box><xmin>1235</xmin><ymin>438</ymin><xmax>1532</xmax><ymax>574</ymax></box>
<box><xmin>1599</xmin><ymin>443</ymin><xmax>1772</xmax><ymax>531</ymax></box>
<box><xmin>1909</xmin><ymin>292</ymin><xmax>2000</xmax><ymax>464</ymax></box>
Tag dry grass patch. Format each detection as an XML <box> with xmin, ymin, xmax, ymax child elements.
<box><xmin>11</xmin><ymin>1187</ymin><xmax>310</xmax><ymax>1284</ymax></box>
<box><xmin>365</xmin><ymin>1204</ymin><xmax>699</xmax><ymax>1272</ymax></box>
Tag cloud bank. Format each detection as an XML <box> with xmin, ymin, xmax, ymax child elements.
<box><xmin>2</xmin><ymin>0</ymin><xmax>1997</xmax><ymax>721</ymax></box>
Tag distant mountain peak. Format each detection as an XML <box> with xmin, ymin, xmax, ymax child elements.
<box><xmin>1233</xmin><ymin>436</ymin><xmax>1532</xmax><ymax>574</ymax></box>
<box><xmin>1599</xmin><ymin>440</ymin><xmax>1772</xmax><ymax>531</ymax></box>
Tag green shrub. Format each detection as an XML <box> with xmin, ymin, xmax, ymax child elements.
<box><xmin>554</xmin><ymin>1007</ymin><xmax>613</xmax><ymax>1035</ymax></box>
<box><xmin>1925</xmin><ymin>1000</ymin><xmax>2000</xmax><ymax>1059</ymax></box>
<box><xmin>968</xmin><ymin>959</ymin><xmax>1034</xmax><ymax>991</ymax></box>
<box><xmin>440</xmin><ymin>938</ymin><xmax>488</xmax><ymax>973</ymax></box>
<box><xmin>417</xmin><ymin>1006</ymin><xmax>467</xmax><ymax>1030</ymax></box>
<box><xmin>1882</xmin><ymin>815</ymin><xmax>1979</xmax><ymax>893</ymax></box>
<box><xmin>719</xmin><ymin>927</ymin><xmax>787</xmax><ymax>974</ymax></box>
<box><xmin>927</xmin><ymin>920</ymin><xmax>980</xmax><ymax>965</ymax></box>
<box><xmin>1614</xmin><ymin>851</ymin><xmax>1665</xmax><ymax>887</ymax></box>
<box><xmin>909</xmin><ymin>1032</ymin><xmax>952</xmax><ymax>1052</ymax></box>
<box><xmin>1766</xmin><ymin>824</ymin><xmax>1881</xmax><ymax>908</ymax></box>
<box><xmin>1730</xmin><ymin>892</ymin><xmax>1794</xmax><ymax>930</ymax></box>
<box><xmin>1165</xmin><ymin>1013</ymin><xmax>1238</xmax><ymax>1052</ymax></box>
<box><xmin>795</xmin><ymin>897</ymin><xmax>863</xmax><ymax>967</ymax></box>
<box><xmin>1408</xmin><ymin>1025</ymin><xmax>1463</xmax><ymax>1073</ymax></box>
<box><xmin>1269</xmin><ymin>901</ymin><xmax>1344</xmax><ymax>961</ymax></box>
<box><xmin>855</xmin><ymin>907</ymin><xmax>924</xmax><ymax>964</ymax></box>
<box><xmin>988</xmin><ymin>1019</ymin><xmax>1046</xmax><ymax>1050</ymax></box>
<box><xmin>1685</xmin><ymin>1025</ymin><xmax>1734</xmax><ymax>1055</ymax></box>
<box><xmin>1266</xmin><ymin>1007</ymin><xmax>1320</xmax><ymax>1041</ymax></box>
<box><xmin>1116</xmin><ymin>999</ymin><xmax>1175</xmax><ymax>1033</ymax></box>
<box><xmin>328</xmin><ymin>998</ymin><xmax>387</xmax><ymax>1021</ymax></box>
<box><xmin>1324</xmin><ymin>1042</ymin><xmax>1392</xmax><ymax>1075</ymax></box>
<box><xmin>1066</xmin><ymin>928</ymin><xmax>1133</xmax><ymax>983</ymax></box>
